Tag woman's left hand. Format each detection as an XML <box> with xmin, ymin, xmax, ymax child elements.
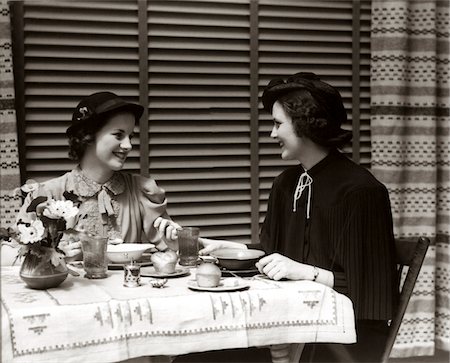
<box><xmin>255</xmin><ymin>253</ymin><xmax>314</xmax><ymax>281</ymax></box>
<box><xmin>153</xmin><ymin>217</ymin><xmax>181</xmax><ymax>241</ymax></box>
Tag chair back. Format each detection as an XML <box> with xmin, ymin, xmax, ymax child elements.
<box><xmin>381</xmin><ymin>236</ymin><xmax>430</xmax><ymax>363</ymax></box>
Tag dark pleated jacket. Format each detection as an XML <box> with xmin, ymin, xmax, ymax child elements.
<box><xmin>258</xmin><ymin>149</ymin><xmax>399</xmax><ymax>320</ymax></box>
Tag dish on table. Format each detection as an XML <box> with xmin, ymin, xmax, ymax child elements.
<box><xmin>140</xmin><ymin>266</ymin><xmax>190</xmax><ymax>278</ymax></box>
<box><xmin>108</xmin><ymin>252</ymin><xmax>153</xmax><ymax>270</ymax></box>
<box><xmin>187</xmin><ymin>278</ymin><xmax>250</xmax><ymax>292</ymax></box>
<box><xmin>107</xmin><ymin>243</ymin><xmax>155</xmax><ymax>264</ymax></box>
<box><xmin>210</xmin><ymin>248</ymin><xmax>265</xmax><ymax>270</ymax></box>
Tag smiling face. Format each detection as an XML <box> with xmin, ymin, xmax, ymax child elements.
<box><xmin>83</xmin><ymin>111</ymin><xmax>135</xmax><ymax>175</ymax></box>
<box><xmin>270</xmin><ymin>101</ymin><xmax>304</xmax><ymax>161</ymax></box>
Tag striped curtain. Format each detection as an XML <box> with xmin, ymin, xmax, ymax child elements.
<box><xmin>371</xmin><ymin>0</ymin><xmax>449</xmax><ymax>358</ymax></box>
<box><xmin>0</xmin><ymin>0</ymin><xmax>22</xmax><ymax>228</ymax></box>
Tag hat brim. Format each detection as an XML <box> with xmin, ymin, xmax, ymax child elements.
<box><xmin>67</xmin><ymin>102</ymin><xmax>144</xmax><ymax>136</ymax></box>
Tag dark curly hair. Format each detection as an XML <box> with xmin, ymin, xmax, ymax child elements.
<box><xmin>67</xmin><ymin>115</ymin><xmax>107</xmax><ymax>161</ymax></box>
<box><xmin>277</xmin><ymin>89</ymin><xmax>351</xmax><ymax>148</ymax></box>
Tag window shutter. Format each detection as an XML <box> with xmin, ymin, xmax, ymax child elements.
<box><xmin>146</xmin><ymin>0</ymin><xmax>253</xmax><ymax>242</ymax></box>
<box><xmin>14</xmin><ymin>0</ymin><xmax>370</xmax><ymax>244</ymax></box>
<box><xmin>19</xmin><ymin>0</ymin><xmax>141</xmax><ymax>181</ymax></box>
<box><xmin>359</xmin><ymin>0</ymin><xmax>372</xmax><ymax>167</ymax></box>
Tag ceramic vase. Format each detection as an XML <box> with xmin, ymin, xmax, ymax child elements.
<box><xmin>19</xmin><ymin>253</ymin><xmax>68</xmax><ymax>289</ymax></box>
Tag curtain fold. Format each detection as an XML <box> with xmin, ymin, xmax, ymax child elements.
<box><xmin>0</xmin><ymin>0</ymin><xmax>22</xmax><ymax>228</ymax></box>
<box><xmin>371</xmin><ymin>0</ymin><xmax>449</xmax><ymax>358</ymax></box>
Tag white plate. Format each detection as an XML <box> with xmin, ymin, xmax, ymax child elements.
<box><xmin>108</xmin><ymin>261</ymin><xmax>153</xmax><ymax>270</ymax></box>
<box><xmin>141</xmin><ymin>266</ymin><xmax>190</xmax><ymax>278</ymax></box>
<box><xmin>187</xmin><ymin>279</ymin><xmax>250</xmax><ymax>292</ymax></box>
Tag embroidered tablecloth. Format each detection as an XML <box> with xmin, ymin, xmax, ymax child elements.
<box><xmin>1</xmin><ymin>266</ymin><xmax>355</xmax><ymax>363</ymax></box>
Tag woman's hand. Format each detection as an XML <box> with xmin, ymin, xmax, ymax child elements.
<box><xmin>58</xmin><ymin>240</ymin><xmax>82</xmax><ymax>259</ymax></box>
<box><xmin>255</xmin><ymin>253</ymin><xmax>314</xmax><ymax>281</ymax></box>
<box><xmin>198</xmin><ymin>237</ymin><xmax>247</xmax><ymax>255</ymax></box>
<box><xmin>153</xmin><ymin>217</ymin><xmax>181</xmax><ymax>242</ymax></box>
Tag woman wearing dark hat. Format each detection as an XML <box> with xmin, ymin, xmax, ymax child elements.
<box><xmin>253</xmin><ymin>72</ymin><xmax>399</xmax><ymax>362</ymax></box>
<box><xmin>16</xmin><ymin>91</ymin><xmax>180</xmax><ymax>258</ymax></box>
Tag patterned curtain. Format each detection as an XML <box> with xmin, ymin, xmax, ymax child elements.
<box><xmin>371</xmin><ymin>0</ymin><xmax>449</xmax><ymax>358</ymax></box>
<box><xmin>0</xmin><ymin>0</ymin><xmax>22</xmax><ymax>228</ymax></box>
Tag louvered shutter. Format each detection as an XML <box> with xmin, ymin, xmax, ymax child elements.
<box><xmin>359</xmin><ymin>0</ymin><xmax>372</xmax><ymax>166</ymax></box>
<box><xmin>145</xmin><ymin>0</ymin><xmax>253</xmax><ymax>242</ymax></box>
<box><xmin>19</xmin><ymin>0</ymin><xmax>141</xmax><ymax>181</ymax></box>
<box><xmin>13</xmin><ymin>0</ymin><xmax>370</xmax><ymax>244</ymax></box>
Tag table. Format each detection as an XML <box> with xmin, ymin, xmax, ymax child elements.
<box><xmin>1</xmin><ymin>266</ymin><xmax>356</xmax><ymax>363</ymax></box>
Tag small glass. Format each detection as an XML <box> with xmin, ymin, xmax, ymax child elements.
<box><xmin>80</xmin><ymin>233</ymin><xmax>108</xmax><ymax>279</ymax></box>
<box><xmin>177</xmin><ymin>227</ymin><xmax>200</xmax><ymax>267</ymax></box>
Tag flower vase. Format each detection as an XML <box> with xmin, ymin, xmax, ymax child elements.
<box><xmin>19</xmin><ymin>253</ymin><xmax>68</xmax><ymax>289</ymax></box>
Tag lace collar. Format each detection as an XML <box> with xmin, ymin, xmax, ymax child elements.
<box><xmin>69</xmin><ymin>167</ymin><xmax>125</xmax><ymax>198</ymax></box>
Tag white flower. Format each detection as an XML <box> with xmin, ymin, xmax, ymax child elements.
<box><xmin>43</xmin><ymin>200</ymin><xmax>79</xmax><ymax>221</ymax></box>
<box><xmin>18</xmin><ymin>220</ymin><xmax>45</xmax><ymax>244</ymax></box>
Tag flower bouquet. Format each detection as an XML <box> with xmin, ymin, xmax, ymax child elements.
<box><xmin>12</xmin><ymin>180</ymin><xmax>81</xmax><ymax>289</ymax></box>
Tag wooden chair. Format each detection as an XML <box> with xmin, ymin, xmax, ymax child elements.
<box><xmin>381</xmin><ymin>236</ymin><xmax>430</xmax><ymax>363</ymax></box>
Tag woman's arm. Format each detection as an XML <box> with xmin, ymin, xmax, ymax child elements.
<box><xmin>255</xmin><ymin>253</ymin><xmax>334</xmax><ymax>288</ymax></box>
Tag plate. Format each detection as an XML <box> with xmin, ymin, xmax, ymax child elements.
<box><xmin>140</xmin><ymin>266</ymin><xmax>190</xmax><ymax>278</ymax></box>
<box><xmin>108</xmin><ymin>261</ymin><xmax>153</xmax><ymax>270</ymax></box>
<box><xmin>187</xmin><ymin>279</ymin><xmax>250</xmax><ymax>292</ymax></box>
<box><xmin>108</xmin><ymin>253</ymin><xmax>153</xmax><ymax>270</ymax></box>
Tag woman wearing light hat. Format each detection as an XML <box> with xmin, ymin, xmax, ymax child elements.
<box><xmin>252</xmin><ymin>72</ymin><xmax>399</xmax><ymax>362</ymax></box>
<box><xmin>16</xmin><ymin>91</ymin><xmax>180</xmax><ymax>258</ymax></box>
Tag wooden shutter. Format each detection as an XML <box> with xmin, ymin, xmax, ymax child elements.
<box><xmin>13</xmin><ymin>0</ymin><xmax>370</xmax><ymax>244</ymax></box>
<box><xmin>145</xmin><ymin>0</ymin><xmax>253</xmax><ymax>242</ymax></box>
<box><xmin>359</xmin><ymin>0</ymin><xmax>372</xmax><ymax>166</ymax></box>
<box><xmin>17</xmin><ymin>0</ymin><xmax>141</xmax><ymax>182</ymax></box>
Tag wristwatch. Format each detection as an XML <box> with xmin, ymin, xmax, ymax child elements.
<box><xmin>312</xmin><ymin>266</ymin><xmax>319</xmax><ymax>281</ymax></box>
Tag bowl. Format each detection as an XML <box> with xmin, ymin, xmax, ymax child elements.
<box><xmin>107</xmin><ymin>243</ymin><xmax>155</xmax><ymax>264</ymax></box>
<box><xmin>210</xmin><ymin>248</ymin><xmax>265</xmax><ymax>270</ymax></box>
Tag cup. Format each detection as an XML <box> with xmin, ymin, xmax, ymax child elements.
<box><xmin>177</xmin><ymin>227</ymin><xmax>199</xmax><ymax>267</ymax></box>
<box><xmin>80</xmin><ymin>233</ymin><xmax>108</xmax><ymax>279</ymax></box>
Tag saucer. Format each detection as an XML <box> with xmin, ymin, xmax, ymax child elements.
<box><xmin>187</xmin><ymin>279</ymin><xmax>250</xmax><ymax>292</ymax></box>
<box><xmin>108</xmin><ymin>261</ymin><xmax>153</xmax><ymax>270</ymax></box>
<box><xmin>140</xmin><ymin>266</ymin><xmax>190</xmax><ymax>278</ymax></box>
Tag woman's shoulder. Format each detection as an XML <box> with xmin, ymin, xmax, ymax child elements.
<box><xmin>121</xmin><ymin>172</ymin><xmax>166</xmax><ymax>203</ymax></box>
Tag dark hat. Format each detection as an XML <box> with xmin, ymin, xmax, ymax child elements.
<box><xmin>67</xmin><ymin>92</ymin><xmax>144</xmax><ymax>136</ymax></box>
<box><xmin>262</xmin><ymin>72</ymin><xmax>352</xmax><ymax>147</ymax></box>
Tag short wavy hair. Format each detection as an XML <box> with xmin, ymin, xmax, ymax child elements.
<box><xmin>276</xmin><ymin>89</ymin><xmax>352</xmax><ymax>148</ymax></box>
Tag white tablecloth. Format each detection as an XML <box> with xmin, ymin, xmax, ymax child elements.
<box><xmin>1</xmin><ymin>266</ymin><xmax>356</xmax><ymax>363</ymax></box>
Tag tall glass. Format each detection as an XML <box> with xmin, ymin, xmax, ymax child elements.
<box><xmin>178</xmin><ymin>227</ymin><xmax>200</xmax><ymax>267</ymax></box>
<box><xmin>80</xmin><ymin>233</ymin><xmax>108</xmax><ymax>279</ymax></box>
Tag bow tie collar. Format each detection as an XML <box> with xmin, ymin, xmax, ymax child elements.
<box><xmin>70</xmin><ymin>168</ymin><xmax>125</xmax><ymax>222</ymax></box>
<box><xmin>293</xmin><ymin>170</ymin><xmax>313</xmax><ymax>219</ymax></box>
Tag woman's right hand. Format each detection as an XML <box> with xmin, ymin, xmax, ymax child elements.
<box><xmin>58</xmin><ymin>240</ymin><xmax>82</xmax><ymax>259</ymax></box>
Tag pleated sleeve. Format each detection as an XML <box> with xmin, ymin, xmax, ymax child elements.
<box><xmin>337</xmin><ymin>185</ymin><xmax>398</xmax><ymax>320</ymax></box>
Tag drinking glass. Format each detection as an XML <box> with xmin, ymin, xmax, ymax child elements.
<box><xmin>80</xmin><ymin>233</ymin><xmax>108</xmax><ymax>279</ymax></box>
<box><xmin>177</xmin><ymin>227</ymin><xmax>200</xmax><ymax>267</ymax></box>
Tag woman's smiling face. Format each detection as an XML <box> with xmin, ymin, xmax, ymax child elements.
<box><xmin>84</xmin><ymin>111</ymin><xmax>135</xmax><ymax>172</ymax></box>
<box><xmin>270</xmin><ymin>101</ymin><xmax>304</xmax><ymax>161</ymax></box>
